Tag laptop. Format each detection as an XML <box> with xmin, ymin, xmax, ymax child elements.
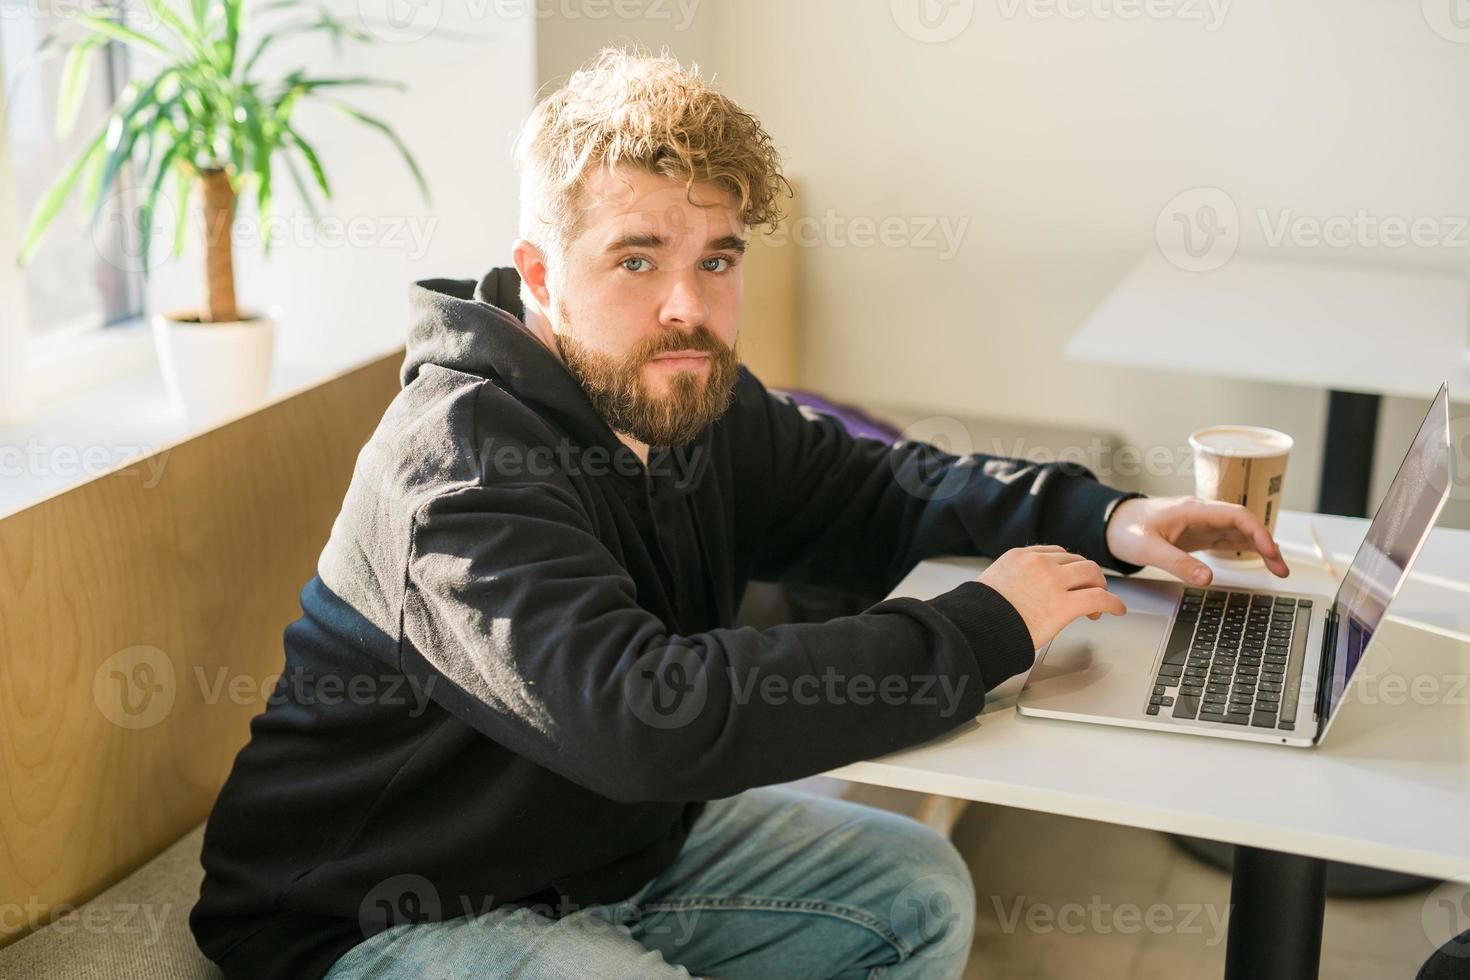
<box><xmin>1016</xmin><ymin>383</ymin><xmax>1452</xmax><ymax>748</ymax></box>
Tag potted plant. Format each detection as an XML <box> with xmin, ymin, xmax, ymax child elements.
<box><xmin>18</xmin><ymin>0</ymin><xmax>428</xmax><ymax>420</ymax></box>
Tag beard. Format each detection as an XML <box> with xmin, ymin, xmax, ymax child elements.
<box><xmin>553</xmin><ymin>300</ymin><xmax>739</xmax><ymax>448</ymax></box>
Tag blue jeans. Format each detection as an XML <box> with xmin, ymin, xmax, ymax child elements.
<box><xmin>323</xmin><ymin>786</ymin><xmax>975</xmax><ymax>979</ymax></box>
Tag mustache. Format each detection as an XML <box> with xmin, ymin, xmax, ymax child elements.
<box><xmin>631</xmin><ymin>327</ymin><xmax>733</xmax><ymax>364</ymax></box>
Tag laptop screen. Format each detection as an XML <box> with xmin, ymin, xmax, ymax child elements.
<box><xmin>1322</xmin><ymin>383</ymin><xmax>1452</xmax><ymax>722</ymax></box>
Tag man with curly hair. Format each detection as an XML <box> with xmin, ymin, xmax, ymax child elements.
<box><xmin>191</xmin><ymin>48</ymin><xmax>1288</xmax><ymax>980</ymax></box>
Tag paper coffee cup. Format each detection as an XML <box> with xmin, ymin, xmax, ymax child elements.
<box><xmin>1188</xmin><ymin>425</ymin><xmax>1293</xmax><ymax>562</ymax></box>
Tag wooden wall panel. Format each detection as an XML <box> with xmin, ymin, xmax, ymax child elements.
<box><xmin>0</xmin><ymin>352</ymin><xmax>402</xmax><ymax>945</ymax></box>
<box><xmin>738</xmin><ymin>184</ymin><xmax>802</xmax><ymax>389</ymax></box>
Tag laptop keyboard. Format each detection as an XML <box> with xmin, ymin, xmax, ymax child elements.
<box><xmin>1146</xmin><ymin>588</ymin><xmax>1311</xmax><ymax>732</ymax></box>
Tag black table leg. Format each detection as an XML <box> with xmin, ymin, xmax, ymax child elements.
<box><xmin>1224</xmin><ymin>846</ymin><xmax>1327</xmax><ymax>980</ymax></box>
<box><xmin>1318</xmin><ymin>389</ymin><xmax>1381</xmax><ymax>517</ymax></box>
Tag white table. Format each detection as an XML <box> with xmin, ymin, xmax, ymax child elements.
<box><xmin>827</xmin><ymin>510</ymin><xmax>1470</xmax><ymax>979</ymax></box>
<box><xmin>1066</xmin><ymin>255</ymin><xmax>1467</xmax><ymax>517</ymax></box>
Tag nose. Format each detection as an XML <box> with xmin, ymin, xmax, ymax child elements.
<box><xmin>658</xmin><ymin>269</ymin><xmax>708</xmax><ymax>331</ymax></box>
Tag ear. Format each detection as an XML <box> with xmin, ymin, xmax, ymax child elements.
<box><xmin>512</xmin><ymin>239</ymin><xmax>552</xmax><ymax>313</ymax></box>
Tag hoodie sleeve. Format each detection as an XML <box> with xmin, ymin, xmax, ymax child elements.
<box><xmin>746</xmin><ymin>380</ymin><xmax>1144</xmax><ymax>599</ymax></box>
<box><xmin>399</xmin><ymin>477</ymin><xmax>1035</xmax><ymax>804</ymax></box>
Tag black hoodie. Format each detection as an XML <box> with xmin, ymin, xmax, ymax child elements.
<box><xmin>190</xmin><ymin>268</ymin><xmax>1142</xmax><ymax>979</ymax></box>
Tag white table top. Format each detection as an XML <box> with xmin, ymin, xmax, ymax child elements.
<box><xmin>828</xmin><ymin>510</ymin><xmax>1470</xmax><ymax>879</ymax></box>
<box><xmin>1066</xmin><ymin>255</ymin><xmax>1470</xmax><ymax>400</ymax></box>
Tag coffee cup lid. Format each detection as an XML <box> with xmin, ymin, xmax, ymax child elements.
<box><xmin>1188</xmin><ymin>425</ymin><xmax>1293</xmax><ymax>458</ymax></box>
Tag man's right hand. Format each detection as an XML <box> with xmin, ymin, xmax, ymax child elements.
<box><xmin>977</xmin><ymin>545</ymin><xmax>1128</xmax><ymax>651</ymax></box>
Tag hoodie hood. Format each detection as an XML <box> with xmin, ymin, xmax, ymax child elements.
<box><xmin>402</xmin><ymin>267</ymin><xmax>620</xmax><ymax>457</ymax></box>
<box><xmin>402</xmin><ymin>266</ymin><xmax>541</xmax><ymax>388</ymax></box>
<box><xmin>401</xmin><ymin>267</ymin><xmax>715</xmax><ymax>494</ymax></box>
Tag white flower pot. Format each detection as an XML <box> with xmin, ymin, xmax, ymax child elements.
<box><xmin>152</xmin><ymin>310</ymin><xmax>276</xmax><ymax>422</ymax></box>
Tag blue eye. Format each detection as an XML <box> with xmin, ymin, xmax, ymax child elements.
<box><xmin>621</xmin><ymin>257</ymin><xmax>652</xmax><ymax>273</ymax></box>
<box><xmin>701</xmin><ymin>256</ymin><xmax>730</xmax><ymax>273</ymax></box>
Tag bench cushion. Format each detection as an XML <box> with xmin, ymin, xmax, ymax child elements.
<box><xmin>0</xmin><ymin>824</ymin><xmax>220</xmax><ymax>980</ymax></box>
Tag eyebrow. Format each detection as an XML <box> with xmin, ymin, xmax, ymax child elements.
<box><xmin>602</xmin><ymin>232</ymin><xmax>748</xmax><ymax>254</ymax></box>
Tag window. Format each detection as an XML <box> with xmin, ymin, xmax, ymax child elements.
<box><xmin>1</xmin><ymin>3</ymin><xmax>141</xmax><ymax>345</ymax></box>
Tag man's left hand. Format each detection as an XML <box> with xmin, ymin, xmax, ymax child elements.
<box><xmin>1105</xmin><ymin>496</ymin><xmax>1291</xmax><ymax>586</ymax></box>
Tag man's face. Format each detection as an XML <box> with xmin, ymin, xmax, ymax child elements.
<box><xmin>546</xmin><ymin>166</ymin><xmax>745</xmax><ymax>448</ymax></box>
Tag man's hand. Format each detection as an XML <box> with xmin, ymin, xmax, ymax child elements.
<box><xmin>1105</xmin><ymin>496</ymin><xmax>1291</xmax><ymax>585</ymax></box>
<box><xmin>978</xmin><ymin>545</ymin><xmax>1128</xmax><ymax>651</ymax></box>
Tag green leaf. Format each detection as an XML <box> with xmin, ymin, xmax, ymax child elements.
<box><xmin>280</xmin><ymin>150</ymin><xmax>320</xmax><ymax>223</ymax></box>
<box><xmin>240</xmin><ymin>7</ymin><xmax>373</xmax><ymax>77</ymax></box>
<box><xmin>222</xmin><ymin>0</ymin><xmax>244</xmax><ymax>74</ymax></box>
<box><xmin>81</xmin><ymin>114</ymin><xmax>124</xmax><ymax>212</ymax></box>
<box><xmin>88</xmin><ymin>70</ymin><xmax>177</xmax><ymax>224</ymax></box>
<box><xmin>138</xmin><ymin>94</ymin><xmax>184</xmax><ymax>178</ymax></box>
<box><xmin>229</xmin><ymin>110</ymin><xmax>246</xmax><ymax>175</ymax></box>
<box><xmin>71</xmin><ymin>14</ymin><xmax>171</xmax><ymax>57</ymax></box>
<box><xmin>321</xmin><ymin>99</ymin><xmax>431</xmax><ymax>205</ymax></box>
<box><xmin>241</xmin><ymin>94</ymin><xmax>274</xmax><ymax>252</ymax></box>
<box><xmin>239</xmin><ymin>23</ymin><xmax>294</xmax><ymax>79</ymax></box>
<box><xmin>138</xmin><ymin>141</ymin><xmax>184</xmax><ymax>274</ymax></box>
<box><xmin>277</xmin><ymin>75</ymin><xmax>404</xmax><ymax>97</ymax></box>
<box><xmin>18</xmin><ymin>129</ymin><xmax>109</xmax><ymax>263</ymax></box>
<box><xmin>281</xmin><ymin>122</ymin><xmax>330</xmax><ymax>200</ymax></box>
<box><xmin>139</xmin><ymin>0</ymin><xmax>205</xmax><ymax>56</ymax></box>
<box><xmin>56</xmin><ymin>35</ymin><xmax>108</xmax><ymax>137</ymax></box>
<box><xmin>171</xmin><ymin>160</ymin><xmax>193</xmax><ymax>259</ymax></box>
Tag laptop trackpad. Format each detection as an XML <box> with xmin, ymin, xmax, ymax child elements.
<box><xmin>1018</xmin><ymin>578</ymin><xmax>1176</xmax><ymax>717</ymax></box>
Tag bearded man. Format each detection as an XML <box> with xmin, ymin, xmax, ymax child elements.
<box><xmin>190</xmin><ymin>48</ymin><xmax>1288</xmax><ymax>980</ymax></box>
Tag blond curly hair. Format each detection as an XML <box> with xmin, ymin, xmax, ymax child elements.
<box><xmin>514</xmin><ymin>48</ymin><xmax>789</xmax><ymax>298</ymax></box>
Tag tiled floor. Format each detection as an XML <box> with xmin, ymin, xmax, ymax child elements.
<box><xmin>952</xmin><ymin>803</ymin><xmax>1461</xmax><ymax>980</ymax></box>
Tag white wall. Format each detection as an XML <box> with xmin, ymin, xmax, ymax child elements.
<box><xmin>146</xmin><ymin>0</ymin><xmax>537</xmax><ymax>370</ymax></box>
<box><xmin>537</xmin><ymin>0</ymin><xmax>1470</xmax><ymax>528</ymax></box>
